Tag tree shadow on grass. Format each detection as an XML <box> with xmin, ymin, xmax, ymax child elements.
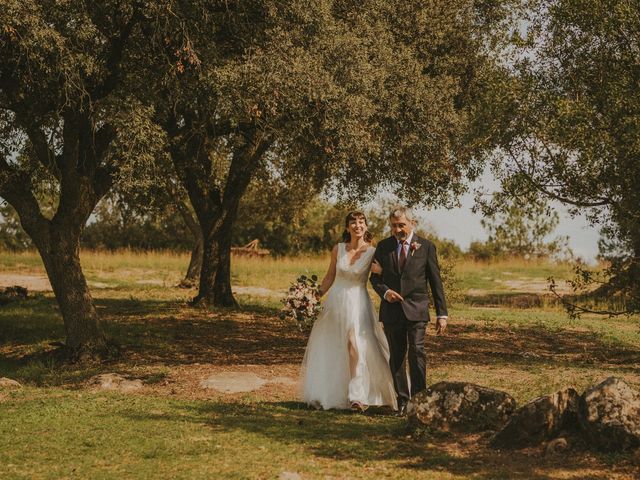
<box><xmin>2</xmin><ymin>294</ymin><xmax>639</xmax><ymax>389</ymax></box>
<box><xmin>463</xmin><ymin>292</ymin><xmax>561</xmax><ymax>309</ymax></box>
<box><xmin>429</xmin><ymin>323</ymin><xmax>640</xmax><ymax>374</ymax></box>
<box><xmin>119</xmin><ymin>400</ymin><xmax>628</xmax><ymax>479</ymax></box>
<box><xmin>99</xmin><ymin>297</ymin><xmax>640</xmax><ymax>373</ymax></box>
<box><xmin>0</xmin><ymin>295</ymin><xmax>305</xmax><ymax>380</ymax></box>
<box><xmin>98</xmin><ymin>297</ymin><xmax>306</xmax><ymax>366</ymax></box>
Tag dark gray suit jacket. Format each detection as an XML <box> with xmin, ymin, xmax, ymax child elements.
<box><xmin>370</xmin><ymin>235</ymin><xmax>448</xmax><ymax>322</ymax></box>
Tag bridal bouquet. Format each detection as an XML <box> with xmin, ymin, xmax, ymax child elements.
<box><xmin>280</xmin><ymin>274</ymin><xmax>322</xmax><ymax>329</ymax></box>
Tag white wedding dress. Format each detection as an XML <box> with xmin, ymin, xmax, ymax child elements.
<box><xmin>300</xmin><ymin>243</ymin><xmax>397</xmax><ymax>410</ymax></box>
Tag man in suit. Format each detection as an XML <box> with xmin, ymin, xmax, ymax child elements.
<box><xmin>370</xmin><ymin>206</ymin><xmax>448</xmax><ymax>416</ymax></box>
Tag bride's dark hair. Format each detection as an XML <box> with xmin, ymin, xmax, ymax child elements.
<box><xmin>342</xmin><ymin>211</ymin><xmax>373</xmax><ymax>243</ymax></box>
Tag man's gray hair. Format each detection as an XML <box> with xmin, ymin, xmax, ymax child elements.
<box><xmin>389</xmin><ymin>206</ymin><xmax>417</xmax><ymax>223</ymax></box>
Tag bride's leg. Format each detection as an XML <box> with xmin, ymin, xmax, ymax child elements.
<box><xmin>347</xmin><ymin>329</ymin><xmax>359</xmax><ymax>378</ymax></box>
<box><xmin>347</xmin><ymin>328</ymin><xmax>368</xmax><ymax>411</ymax></box>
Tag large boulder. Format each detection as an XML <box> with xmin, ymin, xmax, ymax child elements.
<box><xmin>579</xmin><ymin>377</ymin><xmax>640</xmax><ymax>451</ymax></box>
<box><xmin>491</xmin><ymin>387</ymin><xmax>579</xmax><ymax>449</ymax></box>
<box><xmin>407</xmin><ymin>381</ymin><xmax>516</xmax><ymax>431</ymax></box>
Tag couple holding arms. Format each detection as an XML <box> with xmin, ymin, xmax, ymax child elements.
<box><xmin>301</xmin><ymin>206</ymin><xmax>448</xmax><ymax>416</ymax></box>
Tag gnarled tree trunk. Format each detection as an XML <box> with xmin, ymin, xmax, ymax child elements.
<box><xmin>175</xmin><ymin>199</ymin><xmax>203</xmax><ymax>287</ymax></box>
<box><xmin>38</xmin><ymin>228</ymin><xmax>107</xmax><ymax>358</ymax></box>
<box><xmin>183</xmin><ymin>237</ymin><xmax>203</xmax><ymax>286</ymax></box>
<box><xmin>195</xmin><ymin>211</ymin><xmax>237</xmax><ymax>307</ymax></box>
<box><xmin>0</xmin><ymin>111</ymin><xmax>115</xmax><ymax>361</ymax></box>
<box><xmin>169</xmin><ymin>124</ymin><xmax>270</xmax><ymax>308</ymax></box>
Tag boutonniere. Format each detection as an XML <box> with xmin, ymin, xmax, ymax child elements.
<box><xmin>410</xmin><ymin>241</ymin><xmax>421</xmax><ymax>256</ymax></box>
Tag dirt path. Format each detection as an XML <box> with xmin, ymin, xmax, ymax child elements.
<box><xmin>0</xmin><ymin>273</ymin><xmax>284</xmax><ymax>297</ymax></box>
<box><xmin>0</xmin><ymin>273</ymin><xmax>51</xmax><ymax>291</ymax></box>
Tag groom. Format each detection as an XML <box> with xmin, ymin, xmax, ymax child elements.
<box><xmin>370</xmin><ymin>206</ymin><xmax>448</xmax><ymax>416</ymax></box>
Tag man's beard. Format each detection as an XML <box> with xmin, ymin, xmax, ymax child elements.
<box><xmin>394</xmin><ymin>231</ymin><xmax>407</xmax><ymax>240</ymax></box>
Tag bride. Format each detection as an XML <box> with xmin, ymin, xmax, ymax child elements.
<box><xmin>300</xmin><ymin>211</ymin><xmax>397</xmax><ymax>411</ymax></box>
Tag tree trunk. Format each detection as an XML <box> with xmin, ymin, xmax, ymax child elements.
<box><xmin>169</xmin><ymin>121</ymin><xmax>271</xmax><ymax>308</ymax></box>
<box><xmin>212</xmin><ymin>220</ymin><xmax>235</xmax><ymax>306</ymax></box>
<box><xmin>180</xmin><ymin>235</ymin><xmax>203</xmax><ymax>288</ymax></box>
<box><xmin>175</xmin><ymin>198</ymin><xmax>203</xmax><ymax>288</ymax></box>
<box><xmin>0</xmin><ymin>98</ymin><xmax>119</xmax><ymax>362</ymax></box>
<box><xmin>190</xmin><ymin>136</ymin><xmax>270</xmax><ymax>308</ymax></box>
<box><xmin>36</xmin><ymin>226</ymin><xmax>111</xmax><ymax>361</ymax></box>
<box><xmin>194</xmin><ymin>214</ymin><xmax>237</xmax><ymax>307</ymax></box>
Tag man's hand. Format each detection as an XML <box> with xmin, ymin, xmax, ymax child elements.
<box><xmin>384</xmin><ymin>289</ymin><xmax>403</xmax><ymax>303</ymax></box>
<box><xmin>435</xmin><ymin>317</ymin><xmax>447</xmax><ymax>335</ymax></box>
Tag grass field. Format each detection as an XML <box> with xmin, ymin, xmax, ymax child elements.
<box><xmin>0</xmin><ymin>250</ymin><xmax>639</xmax><ymax>479</ymax></box>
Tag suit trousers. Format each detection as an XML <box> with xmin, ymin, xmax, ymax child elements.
<box><xmin>382</xmin><ymin>311</ymin><xmax>427</xmax><ymax>405</ymax></box>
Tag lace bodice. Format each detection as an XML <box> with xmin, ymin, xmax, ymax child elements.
<box><xmin>335</xmin><ymin>243</ymin><xmax>375</xmax><ymax>285</ymax></box>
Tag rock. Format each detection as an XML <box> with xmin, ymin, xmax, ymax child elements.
<box><xmin>279</xmin><ymin>472</ymin><xmax>302</xmax><ymax>480</ymax></box>
<box><xmin>407</xmin><ymin>381</ymin><xmax>516</xmax><ymax>432</ymax></box>
<box><xmin>544</xmin><ymin>437</ymin><xmax>568</xmax><ymax>456</ymax></box>
<box><xmin>200</xmin><ymin>372</ymin><xmax>267</xmax><ymax>393</ymax></box>
<box><xmin>579</xmin><ymin>377</ymin><xmax>640</xmax><ymax>451</ymax></box>
<box><xmin>88</xmin><ymin>373</ymin><xmax>143</xmax><ymax>392</ymax></box>
<box><xmin>0</xmin><ymin>377</ymin><xmax>23</xmax><ymax>389</ymax></box>
<box><xmin>491</xmin><ymin>388</ymin><xmax>579</xmax><ymax>449</ymax></box>
<box><xmin>0</xmin><ymin>286</ymin><xmax>28</xmax><ymax>305</ymax></box>
<box><xmin>270</xmin><ymin>376</ymin><xmax>297</xmax><ymax>386</ymax></box>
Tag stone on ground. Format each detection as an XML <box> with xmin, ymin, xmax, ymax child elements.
<box><xmin>544</xmin><ymin>437</ymin><xmax>569</xmax><ymax>456</ymax></box>
<box><xmin>279</xmin><ymin>472</ymin><xmax>302</xmax><ymax>480</ymax></box>
<box><xmin>579</xmin><ymin>377</ymin><xmax>640</xmax><ymax>451</ymax></box>
<box><xmin>200</xmin><ymin>372</ymin><xmax>268</xmax><ymax>393</ymax></box>
<box><xmin>407</xmin><ymin>381</ymin><xmax>516</xmax><ymax>431</ymax></box>
<box><xmin>0</xmin><ymin>377</ymin><xmax>23</xmax><ymax>389</ymax></box>
<box><xmin>491</xmin><ymin>387</ymin><xmax>579</xmax><ymax>449</ymax></box>
<box><xmin>0</xmin><ymin>285</ymin><xmax>28</xmax><ymax>305</ymax></box>
<box><xmin>88</xmin><ymin>373</ymin><xmax>143</xmax><ymax>392</ymax></box>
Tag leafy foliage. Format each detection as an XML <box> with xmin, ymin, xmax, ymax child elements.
<box><xmin>0</xmin><ymin>201</ymin><xmax>30</xmax><ymax>250</ymax></box>
<box><xmin>488</xmin><ymin>0</ymin><xmax>640</xmax><ymax>314</ymax></box>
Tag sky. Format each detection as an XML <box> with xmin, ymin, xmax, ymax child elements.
<box><xmin>410</xmin><ymin>172</ymin><xmax>602</xmax><ymax>263</ymax></box>
<box><xmin>417</xmin><ymin>192</ymin><xmax>601</xmax><ymax>262</ymax></box>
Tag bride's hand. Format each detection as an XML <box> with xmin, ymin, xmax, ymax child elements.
<box><xmin>370</xmin><ymin>259</ymin><xmax>382</xmax><ymax>275</ymax></box>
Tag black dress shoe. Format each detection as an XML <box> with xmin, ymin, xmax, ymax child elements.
<box><xmin>394</xmin><ymin>402</ymin><xmax>408</xmax><ymax>417</ymax></box>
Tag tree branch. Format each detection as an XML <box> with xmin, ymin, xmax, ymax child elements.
<box><xmin>222</xmin><ymin>130</ymin><xmax>270</xmax><ymax>211</ymax></box>
<box><xmin>175</xmin><ymin>196</ymin><xmax>200</xmax><ymax>238</ymax></box>
<box><xmin>0</xmin><ymin>154</ymin><xmax>50</xmax><ymax>242</ymax></box>
<box><xmin>94</xmin><ymin>123</ymin><xmax>116</xmax><ymax>159</ymax></box>
<box><xmin>91</xmin><ymin>6</ymin><xmax>143</xmax><ymax>100</ymax></box>
<box><xmin>548</xmin><ymin>279</ymin><xmax>633</xmax><ymax>318</ymax></box>
<box><xmin>24</xmin><ymin>124</ymin><xmax>62</xmax><ymax>181</ymax></box>
<box><xmin>506</xmin><ymin>146</ymin><xmax>613</xmax><ymax>208</ymax></box>
<box><xmin>205</xmin><ymin>119</ymin><xmax>253</xmax><ymax>138</ymax></box>
<box><xmin>93</xmin><ymin>165</ymin><xmax>115</xmax><ymax>200</ymax></box>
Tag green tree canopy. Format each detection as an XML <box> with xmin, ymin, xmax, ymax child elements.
<box><xmin>487</xmin><ymin>0</ymin><xmax>640</xmax><ymax>314</ymax></box>
<box><xmin>153</xmin><ymin>0</ymin><xmax>518</xmax><ymax>306</ymax></box>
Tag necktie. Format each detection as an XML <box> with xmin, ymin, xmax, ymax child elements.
<box><xmin>399</xmin><ymin>241</ymin><xmax>407</xmax><ymax>271</ymax></box>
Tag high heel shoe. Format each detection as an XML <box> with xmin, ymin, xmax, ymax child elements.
<box><xmin>350</xmin><ymin>401</ymin><xmax>369</xmax><ymax>413</ymax></box>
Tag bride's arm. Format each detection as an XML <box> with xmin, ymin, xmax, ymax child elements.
<box><xmin>317</xmin><ymin>244</ymin><xmax>339</xmax><ymax>297</ymax></box>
